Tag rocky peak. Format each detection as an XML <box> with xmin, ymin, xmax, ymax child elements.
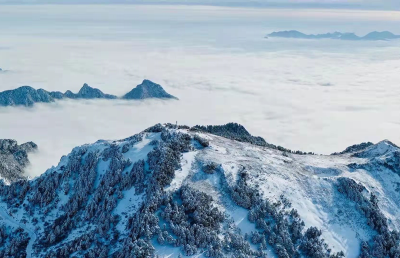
<box><xmin>353</xmin><ymin>140</ymin><xmax>399</xmax><ymax>158</ymax></box>
<box><xmin>122</xmin><ymin>79</ymin><xmax>178</xmax><ymax>100</ymax></box>
<box><xmin>74</xmin><ymin>83</ymin><xmax>117</xmax><ymax>99</ymax></box>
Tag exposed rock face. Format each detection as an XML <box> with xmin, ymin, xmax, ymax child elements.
<box><xmin>0</xmin><ymin>139</ymin><xmax>37</xmax><ymax>183</ymax></box>
<box><xmin>123</xmin><ymin>79</ymin><xmax>178</xmax><ymax>100</ymax></box>
<box><xmin>0</xmin><ymin>86</ymin><xmax>55</xmax><ymax>107</ymax></box>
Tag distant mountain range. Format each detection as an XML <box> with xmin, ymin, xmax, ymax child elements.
<box><xmin>267</xmin><ymin>30</ymin><xmax>400</xmax><ymax>41</ymax></box>
<box><xmin>0</xmin><ymin>79</ymin><xmax>178</xmax><ymax>107</ymax></box>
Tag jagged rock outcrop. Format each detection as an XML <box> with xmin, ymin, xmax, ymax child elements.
<box><xmin>0</xmin><ymin>139</ymin><xmax>37</xmax><ymax>183</ymax></box>
<box><xmin>267</xmin><ymin>30</ymin><xmax>400</xmax><ymax>41</ymax></box>
<box><xmin>122</xmin><ymin>79</ymin><xmax>178</xmax><ymax>100</ymax></box>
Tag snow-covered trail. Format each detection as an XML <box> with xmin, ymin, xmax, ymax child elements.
<box><xmin>0</xmin><ymin>206</ymin><xmax>36</xmax><ymax>258</ymax></box>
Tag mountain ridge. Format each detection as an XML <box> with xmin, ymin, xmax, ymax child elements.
<box><xmin>0</xmin><ymin>80</ymin><xmax>178</xmax><ymax>107</ymax></box>
<box><xmin>0</xmin><ymin>123</ymin><xmax>399</xmax><ymax>257</ymax></box>
<box><xmin>267</xmin><ymin>30</ymin><xmax>400</xmax><ymax>41</ymax></box>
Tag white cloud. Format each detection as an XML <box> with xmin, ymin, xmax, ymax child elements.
<box><xmin>1</xmin><ymin>5</ymin><xmax>400</xmax><ymax>177</ymax></box>
<box><xmin>0</xmin><ymin>0</ymin><xmax>399</xmax><ymax>10</ymax></box>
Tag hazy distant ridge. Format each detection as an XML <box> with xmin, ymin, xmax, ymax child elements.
<box><xmin>267</xmin><ymin>30</ymin><xmax>400</xmax><ymax>41</ymax></box>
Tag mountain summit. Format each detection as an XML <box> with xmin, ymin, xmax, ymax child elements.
<box><xmin>0</xmin><ymin>123</ymin><xmax>398</xmax><ymax>257</ymax></box>
<box><xmin>65</xmin><ymin>83</ymin><xmax>118</xmax><ymax>99</ymax></box>
<box><xmin>123</xmin><ymin>79</ymin><xmax>178</xmax><ymax>100</ymax></box>
<box><xmin>0</xmin><ymin>86</ymin><xmax>55</xmax><ymax>107</ymax></box>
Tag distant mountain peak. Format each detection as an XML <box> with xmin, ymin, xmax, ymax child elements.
<box><xmin>0</xmin><ymin>86</ymin><xmax>55</xmax><ymax>107</ymax></box>
<box><xmin>75</xmin><ymin>83</ymin><xmax>117</xmax><ymax>99</ymax></box>
<box><xmin>331</xmin><ymin>142</ymin><xmax>374</xmax><ymax>155</ymax></box>
<box><xmin>80</xmin><ymin>83</ymin><xmax>91</xmax><ymax>90</ymax></box>
<box><xmin>0</xmin><ymin>79</ymin><xmax>177</xmax><ymax>107</ymax></box>
<box><xmin>267</xmin><ymin>30</ymin><xmax>400</xmax><ymax>41</ymax></box>
<box><xmin>123</xmin><ymin>79</ymin><xmax>178</xmax><ymax>100</ymax></box>
<box><xmin>353</xmin><ymin>140</ymin><xmax>400</xmax><ymax>158</ymax></box>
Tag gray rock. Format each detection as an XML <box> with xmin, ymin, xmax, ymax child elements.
<box><xmin>122</xmin><ymin>79</ymin><xmax>178</xmax><ymax>100</ymax></box>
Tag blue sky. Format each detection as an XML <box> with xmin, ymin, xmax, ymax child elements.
<box><xmin>0</xmin><ymin>0</ymin><xmax>399</xmax><ymax>10</ymax></box>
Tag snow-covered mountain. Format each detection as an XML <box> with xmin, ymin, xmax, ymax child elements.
<box><xmin>0</xmin><ymin>123</ymin><xmax>399</xmax><ymax>258</ymax></box>
<box><xmin>0</xmin><ymin>139</ymin><xmax>37</xmax><ymax>184</ymax></box>
<box><xmin>0</xmin><ymin>80</ymin><xmax>177</xmax><ymax>107</ymax></box>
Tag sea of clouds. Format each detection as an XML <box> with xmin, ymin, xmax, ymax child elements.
<box><xmin>1</xmin><ymin>5</ymin><xmax>400</xmax><ymax>177</ymax></box>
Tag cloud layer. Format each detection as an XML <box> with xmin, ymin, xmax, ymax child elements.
<box><xmin>1</xmin><ymin>5</ymin><xmax>400</xmax><ymax>177</ymax></box>
<box><xmin>0</xmin><ymin>0</ymin><xmax>399</xmax><ymax>10</ymax></box>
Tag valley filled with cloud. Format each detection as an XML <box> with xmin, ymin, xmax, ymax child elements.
<box><xmin>1</xmin><ymin>5</ymin><xmax>400</xmax><ymax>177</ymax></box>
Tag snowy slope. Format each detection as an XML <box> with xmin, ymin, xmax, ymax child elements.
<box><xmin>0</xmin><ymin>123</ymin><xmax>399</xmax><ymax>257</ymax></box>
<box><xmin>190</xmin><ymin>135</ymin><xmax>400</xmax><ymax>257</ymax></box>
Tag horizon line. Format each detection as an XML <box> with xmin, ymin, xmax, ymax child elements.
<box><xmin>0</xmin><ymin>2</ymin><xmax>399</xmax><ymax>12</ymax></box>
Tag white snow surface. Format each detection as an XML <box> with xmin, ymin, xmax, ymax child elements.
<box><xmin>179</xmin><ymin>132</ymin><xmax>400</xmax><ymax>258</ymax></box>
<box><xmin>0</xmin><ymin>126</ymin><xmax>399</xmax><ymax>257</ymax></box>
<box><xmin>0</xmin><ymin>204</ymin><xmax>37</xmax><ymax>258</ymax></box>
